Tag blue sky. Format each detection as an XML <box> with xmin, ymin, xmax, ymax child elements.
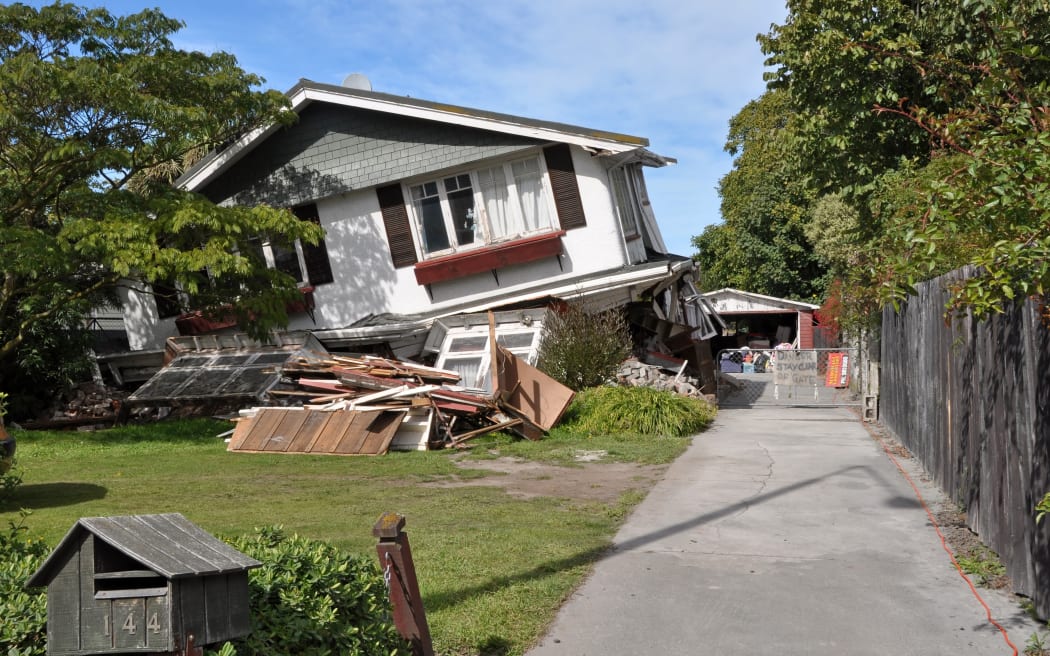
<box><xmin>49</xmin><ymin>0</ymin><xmax>787</xmax><ymax>256</ymax></box>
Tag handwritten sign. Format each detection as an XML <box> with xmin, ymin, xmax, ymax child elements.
<box><xmin>774</xmin><ymin>350</ymin><xmax>818</xmax><ymax>387</ymax></box>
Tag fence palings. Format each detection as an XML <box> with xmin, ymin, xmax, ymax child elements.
<box><xmin>880</xmin><ymin>265</ymin><xmax>1050</xmax><ymax>619</ymax></box>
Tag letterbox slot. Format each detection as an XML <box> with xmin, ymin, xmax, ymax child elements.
<box><xmin>94</xmin><ymin>539</ymin><xmax>168</xmax><ymax>598</ymax></box>
<box><xmin>94</xmin><ymin>570</ymin><xmax>168</xmax><ymax>599</ymax></box>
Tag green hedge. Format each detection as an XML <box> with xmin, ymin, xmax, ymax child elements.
<box><xmin>223</xmin><ymin>527</ymin><xmax>409</xmax><ymax>656</ymax></box>
<box><xmin>0</xmin><ymin>512</ymin><xmax>48</xmax><ymax>656</ymax></box>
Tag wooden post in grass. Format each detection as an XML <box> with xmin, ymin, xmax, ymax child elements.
<box><xmin>374</xmin><ymin>512</ymin><xmax>434</xmax><ymax>656</ymax></box>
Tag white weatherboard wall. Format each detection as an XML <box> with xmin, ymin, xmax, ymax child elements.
<box><xmin>123</xmin><ymin>146</ymin><xmax>645</xmax><ymax>344</ymax></box>
<box><xmin>289</xmin><ymin>146</ymin><xmax>634</xmax><ymax>331</ymax></box>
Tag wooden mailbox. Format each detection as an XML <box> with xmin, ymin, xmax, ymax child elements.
<box><xmin>26</xmin><ymin>513</ymin><xmax>260</xmax><ymax>655</ymax></box>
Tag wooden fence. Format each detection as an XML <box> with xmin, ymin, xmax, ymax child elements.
<box><xmin>880</xmin><ymin>266</ymin><xmax>1050</xmax><ymax>617</ymax></box>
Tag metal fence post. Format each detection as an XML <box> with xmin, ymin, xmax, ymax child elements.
<box><xmin>374</xmin><ymin>512</ymin><xmax>434</xmax><ymax>656</ymax></box>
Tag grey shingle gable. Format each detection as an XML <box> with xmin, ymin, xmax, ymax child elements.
<box><xmin>178</xmin><ymin>79</ymin><xmax>654</xmax><ymax>195</ymax></box>
<box><xmin>201</xmin><ymin>102</ymin><xmax>545</xmax><ymax>207</ymax></box>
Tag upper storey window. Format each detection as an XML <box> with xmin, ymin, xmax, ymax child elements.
<box><xmin>408</xmin><ymin>156</ymin><xmax>555</xmax><ymax>258</ymax></box>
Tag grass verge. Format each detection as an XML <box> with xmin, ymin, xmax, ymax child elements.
<box><xmin>1</xmin><ymin>414</ymin><xmax>697</xmax><ymax>656</ymax></box>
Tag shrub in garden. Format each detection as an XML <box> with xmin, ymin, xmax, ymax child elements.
<box><xmin>537</xmin><ymin>305</ymin><xmax>632</xmax><ymax>391</ymax></box>
<box><xmin>0</xmin><ymin>512</ymin><xmax>48</xmax><ymax>656</ymax></box>
<box><xmin>564</xmin><ymin>385</ymin><xmax>717</xmax><ymax>437</ymax></box>
<box><xmin>224</xmin><ymin>527</ymin><xmax>409</xmax><ymax>656</ymax></box>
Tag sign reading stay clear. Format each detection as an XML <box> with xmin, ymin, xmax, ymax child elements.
<box><xmin>774</xmin><ymin>350</ymin><xmax>819</xmax><ymax>386</ymax></box>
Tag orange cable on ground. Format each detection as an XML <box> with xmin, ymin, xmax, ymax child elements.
<box><xmin>862</xmin><ymin>421</ymin><xmax>1019</xmax><ymax>656</ymax></box>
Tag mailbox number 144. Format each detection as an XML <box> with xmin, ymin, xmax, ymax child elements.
<box><xmin>104</xmin><ymin>612</ymin><xmax>162</xmax><ymax>635</ymax></box>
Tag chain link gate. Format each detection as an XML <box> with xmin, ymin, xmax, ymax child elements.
<box><xmin>715</xmin><ymin>348</ymin><xmax>862</xmax><ymax>408</ymax></box>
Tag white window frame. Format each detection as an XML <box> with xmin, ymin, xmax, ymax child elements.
<box><xmin>433</xmin><ymin>322</ymin><xmax>544</xmax><ymax>393</ymax></box>
<box><xmin>406</xmin><ymin>154</ymin><xmax>558</xmax><ymax>260</ymax></box>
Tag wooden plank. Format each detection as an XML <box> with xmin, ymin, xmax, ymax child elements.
<box><xmin>332</xmin><ymin>411</ymin><xmax>385</xmax><ymax>455</ymax></box>
<box><xmin>450</xmin><ymin>418</ymin><xmax>522</xmax><ymax>446</ymax></box>
<box><xmin>495</xmin><ymin>347</ymin><xmax>575</xmax><ymax>432</ymax></box>
<box><xmin>356</xmin><ymin>411</ymin><xmax>403</xmax><ymax>455</ymax></box>
<box><xmin>296</xmin><ymin>378</ymin><xmax>351</xmax><ymax>392</ymax></box>
<box><xmin>260</xmin><ymin>410</ymin><xmax>310</xmax><ymax>452</ymax></box>
<box><xmin>230</xmin><ymin>409</ymin><xmax>285</xmax><ymax>452</ymax></box>
<box><xmin>309</xmin><ymin>411</ymin><xmax>359</xmax><ymax>453</ymax></box>
<box><xmin>286</xmin><ymin>410</ymin><xmax>334</xmax><ymax>453</ymax></box>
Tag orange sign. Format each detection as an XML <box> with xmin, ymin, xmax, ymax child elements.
<box><xmin>825</xmin><ymin>352</ymin><xmax>850</xmax><ymax>388</ymax></box>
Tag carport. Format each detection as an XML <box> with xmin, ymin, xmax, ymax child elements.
<box><xmin>699</xmin><ymin>288</ymin><xmax>820</xmax><ymax>353</ymax></box>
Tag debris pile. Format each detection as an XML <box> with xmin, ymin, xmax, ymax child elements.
<box><xmin>21</xmin><ymin>382</ymin><xmax>160</xmax><ymax>430</ymax></box>
<box><xmin>617</xmin><ymin>356</ymin><xmax>712</xmax><ymax>402</ymax></box>
<box><xmin>228</xmin><ymin>351</ymin><xmax>574</xmax><ymax>456</ymax></box>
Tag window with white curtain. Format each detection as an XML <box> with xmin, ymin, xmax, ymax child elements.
<box><xmin>434</xmin><ymin>325</ymin><xmax>544</xmax><ymax>393</ymax></box>
<box><xmin>408</xmin><ymin>154</ymin><xmax>555</xmax><ymax>258</ymax></box>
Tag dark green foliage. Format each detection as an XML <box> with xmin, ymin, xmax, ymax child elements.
<box><xmin>563</xmin><ymin>386</ymin><xmax>717</xmax><ymax>438</ymax></box>
<box><xmin>537</xmin><ymin>305</ymin><xmax>632</xmax><ymax>391</ymax></box>
<box><xmin>0</xmin><ymin>511</ymin><xmax>48</xmax><ymax>656</ymax></box>
<box><xmin>2</xmin><ymin>304</ymin><xmax>94</xmax><ymax>420</ymax></box>
<box><xmin>692</xmin><ymin>90</ymin><xmax>828</xmax><ymax>303</ymax></box>
<box><xmin>1038</xmin><ymin>492</ymin><xmax>1050</xmax><ymax>525</ymax></box>
<box><xmin>0</xmin><ymin>464</ymin><xmax>21</xmax><ymax>506</ymax></box>
<box><xmin>226</xmin><ymin>527</ymin><xmax>409</xmax><ymax>656</ymax></box>
<box><xmin>752</xmin><ymin>0</ymin><xmax>1050</xmax><ymax>320</ymax></box>
<box><xmin>0</xmin><ymin>3</ymin><xmax>318</xmax><ymax>407</ymax></box>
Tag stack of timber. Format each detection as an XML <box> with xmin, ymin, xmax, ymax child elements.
<box><xmin>228</xmin><ymin>351</ymin><xmax>571</xmax><ymax>456</ymax></box>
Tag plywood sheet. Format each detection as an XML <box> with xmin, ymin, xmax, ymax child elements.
<box><xmin>495</xmin><ymin>347</ymin><xmax>575</xmax><ymax>432</ymax></box>
<box><xmin>228</xmin><ymin>408</ymin><xmax>403</xmax><ymax>456</ymax></box>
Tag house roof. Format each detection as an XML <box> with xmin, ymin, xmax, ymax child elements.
<box><xmin>700</xmin><ymin>288</ymin><xmax>821</xmax><ymax>313</ymax></box>
<box><xmin>178</xmin><ymin>78</ymin><xmax>669</xmax><ymax>193</ymax></box>
<box><xmin>27</xmin><ymin>513</ymin><xmax>261</xmax><ymax>587</ymax></box>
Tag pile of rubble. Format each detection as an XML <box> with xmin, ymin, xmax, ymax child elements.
<box><xmin>20</xmin><ymin>382</ymin><xmax>162</xmax><ymax>430</ymax></box>
<box><xmin>228</xmin><ymin>350</ymin><xmax>575</xmax><ymax>455</ymax></box>
<box><xmin>616</xmin><ymin>356</ymin><xmax>713</xmax><ymax>402</ymax></box>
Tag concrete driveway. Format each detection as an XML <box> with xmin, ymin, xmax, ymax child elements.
<box><xmin>527</xmin><ymin>407</ymin><xmax>1036</xmax><ymax>655</ymax></box>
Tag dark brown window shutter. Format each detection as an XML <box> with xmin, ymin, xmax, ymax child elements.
<box><xmin>544</xmin><ymin>143</ymin><xmax>587</xmax><ymax>230</ymax></box>
<box><xmin>377</xmin><ymin>184</ymin><xmax>418</xmax><ymax>268</ymax></box>
<box><xmin>292</xmin><ymin>203</ymin><xmax>334</xmax><ymax>285</ymax></box>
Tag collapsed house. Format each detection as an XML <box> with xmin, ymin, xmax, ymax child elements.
<box><xmin>86</xmin><ymin>77</ymin><xmax>721</xmax><ymax>440</ymax></box>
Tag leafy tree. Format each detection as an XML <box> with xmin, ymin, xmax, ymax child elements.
<box><xmin>692</xmin><ymin>90</ymin><xmax>828</xmax><ymax>302</ymax></box>
<box><xmin>758</xmin><ymin>0</ymin><xmax>1050</xmax><ymax>320</ymax></box>
<box><xmin>0</xmin><ymin>3</ymin><xmax>320</xmax><ymax>416</ymax></box>
<box><xmin>864</xmin><ymin>1</ymin><xmax>1050</xmax><ymax>316</ymax></box>
<box><xmin>757</xmin><ymin>0</ymin><xmax>935</xmax><ymax>200</ymax></box>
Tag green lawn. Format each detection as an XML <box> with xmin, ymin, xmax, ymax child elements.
<box><xmin>1</xmin><ymin>418</ymin><xmax>693</xmax><ymax>656</ymax></box>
